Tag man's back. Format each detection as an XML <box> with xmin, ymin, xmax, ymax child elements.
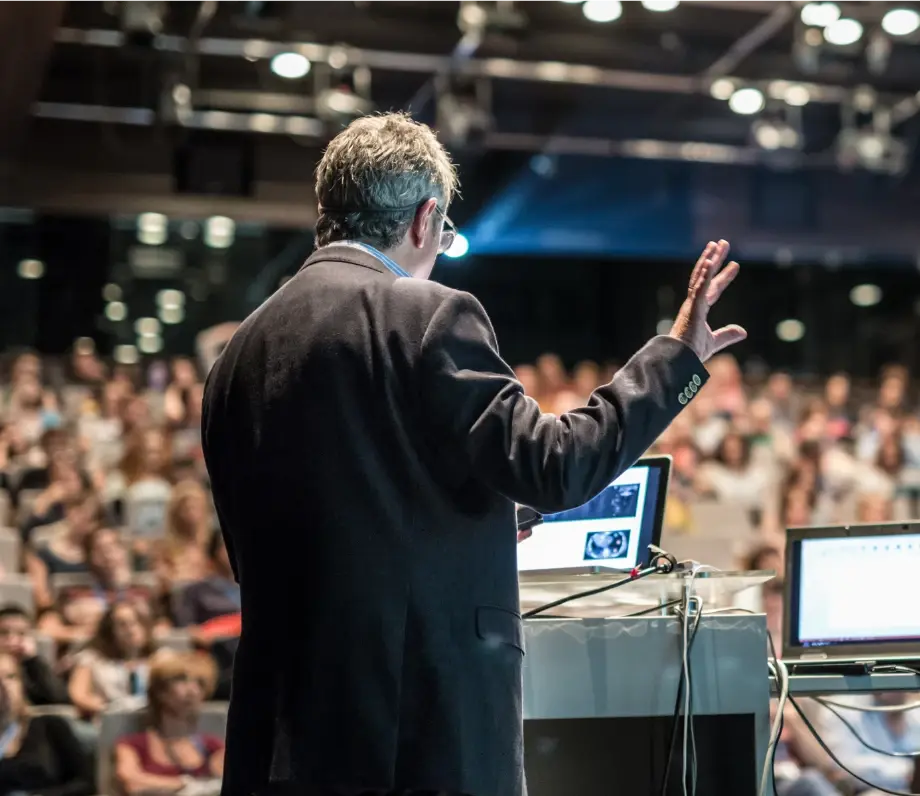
<box><xmin>202</xmin><ymin>245</ymin><xmax>525</xmax><ymax>796</ymax></box>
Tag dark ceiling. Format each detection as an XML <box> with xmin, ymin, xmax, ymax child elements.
<box><xmin>2</xmin><ymin>1</ymin><xmax>920</xmax><ymax>261</ymax></box>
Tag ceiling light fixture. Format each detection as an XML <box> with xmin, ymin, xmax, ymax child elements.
<box><xmin>582</xmin><ymin>0</ymin><xmax>623</xmax><ymax>23</ymax></box>
<box><xmin>882</xmin><ymin>8</ymin><xmax>920</xmax><ymax>36</ymax></box>
<box><xmin>728</xmin><ymin>87</ymin><xmax>765</xmax><ymax>115</ymax></box>
<box><xmin>824</xmin><ymin>18</ymin><xmax>863</xmax><ymax>46</ymax></box>
<box><xmin>270</xmin><ymin>52</ymin><xmax>311</xmax><ymax>79</ymax></box>
<box><xmin>800</xmin><ymin>2</ymin><xmax>840</xmax><ymax>28</ymax></box>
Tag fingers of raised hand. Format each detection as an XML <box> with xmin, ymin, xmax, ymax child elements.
<box><xmin>689</xmin><ymin>241</ymin><xmax>716</xmax><ymax>291</ymax></box>
<box><xmin>705</xmin><ymin>260</ymin><xmax>740</xmax><ymax>306</ymax></box>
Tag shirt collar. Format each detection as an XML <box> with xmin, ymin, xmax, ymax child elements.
<box><xmin>331</xmin><ymin>241</ymin><xmax>411</xmax><ymax>278</ymax></box>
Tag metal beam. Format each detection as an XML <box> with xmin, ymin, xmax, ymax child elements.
<box><xmin>702</xmin><ymin>3</ymin><xmax>796</xmax><ymax>80</ymax></box>
<box><xmin>53</xmin><ymin>26</ymin><xmax>898</xmax><ymax>106</ymax></box>
<box><xmin>30</xmin><ymin>100</ymin><xmax>835</xmax><ymax>170</ymax></box>
<box><xmin>0</xmin><ymin>3</ymin><xmax>65</xmax><ymax>161</ymax></box>
<box><xmin>0</xmin><ymin>170</ymin><xmax>318</xmax><ymax>229</ymax></box>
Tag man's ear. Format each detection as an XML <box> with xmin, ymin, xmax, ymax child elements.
<box><xmin>409</xmin><ymin>198</ymin><xmax>438</xmax><ymax>250</ymax></box>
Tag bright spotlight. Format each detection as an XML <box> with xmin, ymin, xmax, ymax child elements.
<box><xmin>824</xmin><ymin>18</ymin><xmax>863</xmax><ymax>46</ymax></box>
<box><xmin>17</xmin><ymin>259</ymin><xmax>44</xmax><ymax>280</ymax></box>
<box><xmin>728</xmin><ymin>87</ymin><xmax>765</xmax><ymax>115</ymax></box>
<box><xmin>114</xmin><ymin>345</ymin><xmax>139</xmax><ymax>365</ymax></box>
<box><xmin>137</xmin><ymin>212</ymin><xmax>167</xmax><ymax>246</ymax></box>
<box><xmin>582</xmin><ymin>0</ymin><xmax>623</xmax><ymax>23</ymax></box>
<box><xmin>800</xmin><ymin>2</ymin><xmax>840</xmax><ymax>27</ymax></box>
<box><xmin>205</xmin><ymin>216</ymin><xmax>235</xmax><ymax>249</ymax></box>
<box><xmin>102</xmin><ymin>283</ymin><xmax>122</xmax><ymax>302</ymax></box>
<box><xmin>882</xmin><ymin>8</ymin><xmax>920</xmax><ymax>36</ymax></box>
<box><xmin>850</xmin><ymin>284</ymin><xmax>882</xmax><ymax>307</ymax></box>
<box><xmin>134</xmin><ymin>317</ymin><xmax>161</xmax><ymax>336</ymax></box>
<box><xmin>641</xmin><ymin>0</ymin><xmax>679</xmax><ymax>10</ymax></box>
<box><xmin>444</xmin><ymin>233</ymin><xmax>469</xmax><ymax>259</ymax></box>
<box><xmin>156</xmin><ymin>289</ymin><xmax>185</xmax><ymax>309</ymax></box>
<box><xmin>784</xmin><ymin>84</ymin><xmax>811</xmax><ymax>107</ymax></box>
<box><xmin>137</xmin><ymin>334</ymin><xmax>163</xmax><ymax>355</ymax></box>
<box><xmin>776</xmin><ymin>319</ymin><xmax>805</xmax><ymax>342</ymax></box>
<box><xmin>159</xmin><ymin>305</ymin><xmax>185</xmax><ymax>325</ymax></box>
<box><xmin>105</xmin><ymin>301</ymin><xmax>128</xmax><ymax>322</ymax></box>
<box><xmin>709</xmin><ymin>78</ymin><xmax>735</xmax><ymax>101</ymax></box>
<box><xmin>270</xmin><ymin>52</ymin><xmax>311</xmax><ymax>79</ymax></box>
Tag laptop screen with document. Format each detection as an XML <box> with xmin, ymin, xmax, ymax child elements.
<box><xmin>784</xmin><ymin>522</ymin><xmax>920</xmax><ymax>661</ymax></box>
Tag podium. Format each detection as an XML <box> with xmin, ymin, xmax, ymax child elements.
<box><xmin>520</xmin><ymin>570</ymin><xmax>773</xmax><ymax>796</ymax></box>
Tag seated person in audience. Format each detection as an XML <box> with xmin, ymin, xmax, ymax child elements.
<box><xmin>772</xmin><ymin>700</ymin><xmax>842</xmax><ymax>796</ymax></box>
<box><xmin>0</xmin><ymin>651</ymin><xmax>94</xmax><ymax>796</ymax></box>
<box><xmin>855</xmin><ymin>492</ymin><xmax>894</xmax><ymax>524</ymax></box>
<box><xmin>39</xmin><ymin>527</ymin><xmax>159</xmax><ymax>647</ymax></box>
<box><xmin>114</xmin><ymin>652</ymin><xmax>224</xmax><ymax>795</ymax></box>
<box><xmin>69</xmin><ymin>601</ymin><xmax>155</xmax><ymax>719</ymax></box>
<box><xmin>153</xmin><ymin>481</ymin><xmax>214</xmax><ymax>587</ymax></box>
<box><xmin>0</xmin><ymin>605</ymin><xmax>68</xmax><ymax>706</ymax></box>
<box><xmin>173</xmin><ymin>533</ymin><xmax>240</xmax><ymax>633</ymax></box>
<box><xmin>26</xmin><ymin>489</ymin><xmax>101</xmax><ymax>612</ymax></box>
<box><xmin>696</xmin><ymin>431</ymin><xmax>771</xmax><ymax>513</ymax></box>
<box><xmin>823</xmin><ymin>691</ymin><xmax>920</xmax><ymax>793</ymax></box>
<box><xmin>20</xmin><ymin>450</ymin><xmax>87</xmax><ymax>543</ymax></box>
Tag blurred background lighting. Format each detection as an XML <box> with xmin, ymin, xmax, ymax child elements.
<box><xmin>270</xmin><ymin>52</ymin><xmax>311</xmax><ymax>79</ymax></box>
<box><xmin>137</xmin><ymin>333</ymin><xmax>163</xmax><ymax>354</ymax></box>
<box><xmin>776</xmin><ymin>319</ymin><xmax>805</xmax><ymax>342</ymax></box>
<box><xmin>800</xmin><ymin>2</ymin><xmax>840</xmax><ymax>27</ymax></box>
<box><xmin>17</xmin><ymin>259</ymin><xmax>44</xmax><ymax>280</ymax></box>
<box><xmin>205</xmin><ymin>216</ymin><xmax>236</xmax><ymax>249</ymax></box>
<box><xmin>850</xmin><ymin>284</ymin><xmax>882</xmax><ymax>307</ymax></box>
<box><xmin>105</xmin><ymin>301</ymin><xmax>127</xmax><ymax>322</ymax></box>
<box><xmin>882</xmin><ymin>8</ymin><xmax>920</xmax><ymax>36</ymax></box>
<box><xmin>728</xmin><ymin>87</ymin><xmax>765</xmax><ymax>115</ymax></box>
<box><xmin>137</xmin><ymin>212</ymin><xmax>167</xmax><ymax>246</ymax></box>
<box><xmin>134</xmin><ymin>317</ymin><xmax>161</xmax><ymax>336</ymax></box>
<box><xmin>159</xmin><ymin>305</ymin><xmax>185</xmax><ymax>325</ymax></box>
<box><xmin>823</xmin><ymin>18</ymin><xmax>863</xmax><ymax>46</ymax></box>
<box><xmin>102</xmin><ymin>283</ymin><xmax>122</xmax><ymax>302</ymax></box>
<box><xmin>156</xmin><ymin>289</ymin><xmax>185</xmax><ymax>309</ymax></box>
<box><xmin>709</xmin><ymin>78</ymin><xmax>735</xmax><ymax>101</ymax></box>
<box><xmin>113</xmin><ymin>345</ymin><xmax>139</xmax><ymax>365</ymax></box>
<box><xmin>641</xmin><ymin>0</ymin><xmax>679</xmax><ymax>11</ymax></box>
<box><xmin>582</xmin><ymin>0</ymin><xmax>623</xmax><ymax>23</ymax></box>
<box><xmin>444</xmin><ymin>233</ymin><xmax>470</xmax><ymax>258</ymax></box>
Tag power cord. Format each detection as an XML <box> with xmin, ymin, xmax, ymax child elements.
<box><xmin>659</xmin><ymin>601</ymin><xmax>702</xmax><ymax>796</ymax></box>
<box><xmin>522</xmin><ymin>545</ymin><xmax>678</xmax><ymax>618</ymax></box>
<box><xmin>815</xmin><ymin>698</ymin><xmax>920</xmax><ymax>758</ymax></box>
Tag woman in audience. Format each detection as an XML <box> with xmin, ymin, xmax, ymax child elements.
<box><xmin>26</xmin><ymin>489</ymin><xmax>101</xmax><ymax>612</ymax></box>
<box><xmin>164</xmin><ymin>358</ymin><xmax>201</xmax><ymax>429</ymax></box>
<box><xmin>20</xmin><ymin>451</ymin><xmax>87</xmax><ymax>543</ymax></box>
<box><xmin>114</xmin><ymin>652</ymin><xmax>224</xmax><ymax>795</ymax></box>
<box><xmin>154</xmin><ymin>481</ymin><xmax>214</xmax><ymax>587</ymax></box>
<box><xmin>39</xmin><ymin>527</ymin><xmax>158</xmax><ymax>646</ymax></box>
<box><xmin>0</xmin><ymin>651</ymin><xmax>94</xmax><ymax>796</ymax></box>
<box><xmin>696</xmin><ymin>431</ymin><xmax>771</xmax><ymax>512</ymax></box>
<box><xmin>68</xmin><ymin>601</ymin><xmax>155</xmax><ymax>719</ymax></box>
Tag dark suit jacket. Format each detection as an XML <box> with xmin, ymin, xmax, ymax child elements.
<box><xmin>201</xmin><ymin>243</ymin><xmax>708</xmax><ymax>796</ymax></box>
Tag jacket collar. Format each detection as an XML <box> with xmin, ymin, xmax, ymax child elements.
<box><xmin>299</xmin><ymin>242</ymin><xmax>406</xmax><ymax>277</ymax></box>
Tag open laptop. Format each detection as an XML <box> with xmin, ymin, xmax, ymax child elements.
<box><xmin>784</xmin><ymin>521</ymin><xmax>920</xmax><ymax>670</ymax></box>
<box><xmin>517</xmin><ymin>455</ymin><xmax>670</xmax><ymax>575</ymax></box>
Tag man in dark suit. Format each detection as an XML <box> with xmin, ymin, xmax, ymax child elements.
<box><xmin>201</xmin><ymin>112</ymin><xmax>746</xmax><ymax>796</ymax></box>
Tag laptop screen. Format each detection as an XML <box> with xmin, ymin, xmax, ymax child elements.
<box><xmin>516</xmin><ymin>456</ymin><xmax>670</xmax><ymax>573</ymax></box>
<box><xmin>786</xmin><ymin>523</ymin><xmax>920</xmax><ymax>657</ymax></box>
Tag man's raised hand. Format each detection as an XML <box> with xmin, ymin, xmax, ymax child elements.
<box><xmin>669</xmin><ymin>239</ymin><xmax>747</xmax><ymax>362</ymax></box>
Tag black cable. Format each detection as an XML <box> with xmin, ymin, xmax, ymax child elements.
<box><xmin>522</xmin><ymin>547</ymin><xmax>678</xmax><ymax>618</ymax></box>
<box><xmin>659</xmin><ymin>604</ymin><xmax>702</xmax><ymax>796</ymax></box>
<box><xmin>623</xmin><ymin>599</ymin><xmax>683</xmax><ymax>618</ymax></box>
<box><xmin>788</xmin><ymin>694</ymin><xmax>920</xmax><ymax>796</ymax></box>
<box><xmin>816</xmin><ymin>698</ymin><xmax>920</xmax><ymax>758</ymax></box>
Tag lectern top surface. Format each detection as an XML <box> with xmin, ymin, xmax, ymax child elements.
<box><xmin>519</xmin><ymin>569</ymin><xmax>775</xmax><ymax>619</ymax></box>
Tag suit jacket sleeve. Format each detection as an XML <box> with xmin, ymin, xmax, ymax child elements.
<box><xmin>419</xmin><ymin>290</ymin><xmax>708</xmax><ymax>513</ymax></box>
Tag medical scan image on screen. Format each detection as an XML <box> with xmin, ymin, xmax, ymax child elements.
<box><xmin>517</xmin><ymin>464</ymin><xmax>662</xmax><ymax>572</ymax></box>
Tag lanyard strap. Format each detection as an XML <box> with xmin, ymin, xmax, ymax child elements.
<box><xmin>332</xmin><ymin>241</ymin><xmax>411</xmax><ymax>278</ymax></box>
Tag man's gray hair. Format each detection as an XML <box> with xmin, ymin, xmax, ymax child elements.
<box><xmin>314</xmin><ymin>112</ymin><xmax>458</xmax><ymax>249</ymax></box>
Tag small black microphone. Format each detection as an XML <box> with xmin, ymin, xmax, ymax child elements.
<box><xmin>648</xmin><ymin>544</ymin><xmax>678</xmax><ymax>573</ymax></box>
